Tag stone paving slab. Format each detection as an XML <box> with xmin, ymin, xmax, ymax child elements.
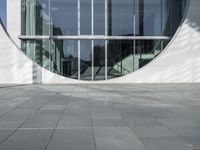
<box><xmin>0</xmin><ymin>84</ymin><xmax>200</xmax><ymax>150</ymax></box>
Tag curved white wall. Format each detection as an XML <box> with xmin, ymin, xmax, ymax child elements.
<box><xmin>0</xmin><ymin>24</ymin><xmax>33</xmax><ymax>84</ymax></box>
<box><xmin>0</xmin><ymin>0</ymin><xmax>200</xmax><ymax>84</ymax></box>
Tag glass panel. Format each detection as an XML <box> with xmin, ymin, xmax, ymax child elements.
<box><xmin>94</xmin><ymin>0</ymin><xmax>105</xmax><ymax>35</ymax></box>
<box><xmin>80</xmin><ymin>40</ymin><xmax>92</xmax><ymax>80</ymax></box>
<box><xmin>135</xmin><ymin>40</ymin><xmax>162</xmax><ymax>70</ymax></box>
<box><xmin>108</xmin><ymin>0</ymin><xmax>134</xmax><ymax>36</ymax></box>
<box><xmin>61</xmin><ymin>40</ymin><xmax>78</xmax><ymax>79</ymax></box>
<box><xmin>51</xmin><ymin>0</ymin><xmax>77</xmax><ymax>35</ymax></box>
<box><xmin>22</xmin><ymin>39</ymin><xmax>50</xmax><ymax>69</ymax></box>
<box><xmin>21</xmin><ymin>0</ymin><xmax>26</xmax><ymax>34</ymax></box>
<box><xmin>94</xmin><ymin>40</ymin><xmax>105</xmax><ymax>80</ymax></box>
<box><xmin>165</xmin><ymin>0</ymin><xmax>184</xmax><ymax>36</ymax></box>
<box><xmin>135</xmin><ymin>0</ymin><xmax>162</xmax><ymax>36</ymax></box>
<box><xmin>50</xmin><ymin>39</ymin><xmax>62</xmax><ymax>74</ymax></box>
<box><xmin>21</xmin><ymin>0</ymin><xmax>50</xmax><ymax>35</ymax></box>
<box><xmin>80</xmin><ymin>0</ymin><xmax>91</xmax><ymax>35</ymax></box>
<box><xmin>162</xmin><ymin>0</ymin><xmax>170</xmax><ymax>36</ymax></box>
<box><xmin>107</xmin><ymin>40</ymin><xmax>134</xmax><ymax>79</ymax></box>
<box><xmin>0</xmin><ymin>0</ymin><xmax>7</xmax><ymax>28</ymax></box>
<box><xmin>51</xmin><ymin>40</ymin><xmax>78</xmax><ymax>79</ymax></box>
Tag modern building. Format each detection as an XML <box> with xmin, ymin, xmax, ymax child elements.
<box><xmin>0</xmin><ymin>0</ymin><xmax>199</xmax><ymax>84</ymax></box>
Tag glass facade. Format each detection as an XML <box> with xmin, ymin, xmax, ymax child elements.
<box><xmin>0</xmin><ymin>0</ymin><xmax>7</xmax><ymax>28</ymax></box>
<box><xmin>94</xmin><ymin>1</ymin><xmax>105</xmax><ymax>35</ymax></box>
<box><xmin>108</xmin><ymin>0</ymin><xmax>134</xmax><ymax>36</ymax></box>
<box><xmin>21</xmin><ymin>0</ymin><xmax>187</xmax><ymax>81</ymax></box>
<box><xmin>94</xmin><ymin>40</ymin><xmax>105</xmax><ymax>80</ymax></box>
<box><xmin>51</xmin><ymin>0</ymin><xmax>78</xmax><ymax>35</ymax></box>
<box><xmin>21</xmin><ymin>0</ymin><xmax>50</xmax><ymax>35</ymax></box>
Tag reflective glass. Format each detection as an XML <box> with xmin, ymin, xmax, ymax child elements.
<box><xmin>51</xmin><ymin>0</ymin><xmax>78</xmax><ymax>35</ymax></box>
<box><xmin>94</xmin><ymin>0</ymin><xmax>105</xmax><ymax>35</ymax></box>
<box><xmin>135</xmin><ymin>40</ymin><xmax>162</xmax><ymax>69</ymax></box>
<box><xmin>0</xmin><ymin>0</ymin><xmax>6</xmax><ymax>27</ymax></box>
<box><xmin>50</xmin><ymin>40</ymin><xmax>78</xmax><ymax>78</ymax></box>
<box><xmin>108</xmin><ymin>0</ymin><xmax>134</xmax><ymax>36</ymax></box>
<box><xmin>166</xmin><ymin>0</ymin><xmax>184</xmax><ymax>36</ymax></box>
<box><xmin>160</xmin><ymin>0</ymin><xmax>169</xmax><ymax>36</ymax></box>
<box><xmin>50</xmin><ymin>39</ymin><xmax>62</xmax><ymax>74</ymax></box>
<box><xmin>107</xmin><ymin>40</ymin><xmax>134</xmax><ymax>79</ymax></box>
<box><xmin>135</xmin><ymin>0</ymin><xmax>162</xmax><ymax>36</ymax></box>
<box><xmin>80</xmin><ymin>0</ymin><xmax>91</xmax><ymax>35</ymax></box>
<box><xmin>63</xmin><ymin>40</ymin><xmax>78</xmax><ymax>79</ymax></box>
<box><xmin>21</xmin><ymin>0</ymin><xmax>187</xmax><ymax>81</ymax></box>
<box><xmin>80</xmin><ymin>40</ymin><xmax>92</xmax><ymax>80</ymax></box>
<box><xmin>21</xmin><ymin>0</ymin><xmax>50</xmax><ymax>35</ymax></box>
<box><xmin>94</xmin><ymin>40</ymin><xmax>105</xmax><ymax>80</ymax></box>
<box><xmin>22</xmin><ymin>39</ymin><xmax>50</xmax><ymax>69</ymax></box>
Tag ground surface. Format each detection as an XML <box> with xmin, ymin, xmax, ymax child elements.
<box><xmin>0</xmin><ymin>84</ymin><xmax>200</xmax><ymax>150</ymax></box>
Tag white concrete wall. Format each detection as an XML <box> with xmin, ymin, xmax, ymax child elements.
<box><xmin>7</xmin><ymin>0</ymin><xmax>21</xmax><ymax>47</ymax></box>
<box><xmin>0</xmin><ymin>25</ymin><xmax>33</xmax><ymax>84</ymax></box>
<box><xmin>0</xmin><ymin>0</ymin><xmax>200</xmax><ymax>84</ymax></box>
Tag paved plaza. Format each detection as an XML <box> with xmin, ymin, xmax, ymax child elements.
<box><xmin>0</xmin><ymin>84</ymin><xmax>200</xmax><ymax>150</ymax></box>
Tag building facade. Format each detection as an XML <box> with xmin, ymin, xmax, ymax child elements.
<box><xmin>0</xmin><ymin>0</ymin><xmax>200</xmax><ymax>84</ymax></box>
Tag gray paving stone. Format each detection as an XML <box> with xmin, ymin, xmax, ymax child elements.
<box><xmin>0</xmin><ymin>129</ymin><xmax>53</xmax><ymax>150</ymax></box>
<box><xmin>141</xmin><ymin>136</ymin><xmax>193</xmax><ymax>150</ymax></box>
<box><xmin>95</xmin><ymin>127</ymin><xmax>146</xmax><ymax>150</ymax></box>
<box><xmin>46</xmin><ymin>128</ymin><xmax>95</xmax><ymax>150</ymax></box>
<box><xmin>93</xmin><ymin>118</ymin><xmax>128</xmax><ymax>127</ymax></box>
<box><xmin>92</xmin><ymin>112</ymin><xmax>122</xmax><ymax>119</ymax></box>
<box><xmin>0</xmin><ymin>84</ymin><xmax>200</xmax><ymax>150</ymax></box>
<box><xmin>132</xmin><ymin>126</ymin><xmax>177</xmax><ymax>138</ymax></box>
<box><xmin>21</xmin><ymin>112</ymin><xmax>61</xmax><ymax>128</ymax></box>
<box><xmin>58</xmin><ymin>116</ymin><xmax>92</xmax><ymax>128</ymax></box>
<box><xmin>158</xmin><ymin>118</ymin><xmax>200</xmax><ymax>136</ymax></box>
<box><xmin>183</xmin><ymin>136</ymin><xmax>200</xmax><ymax>149</ymax></box>
<box><xmin>0</xmin><ymin>130</ymin><xmax>14</xmax><ymax>143</ymax></box>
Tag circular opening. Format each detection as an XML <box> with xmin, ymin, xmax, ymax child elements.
<box><xmin>21</xmin><ymin>0</ymin><xmax>187</xmax><ymax>81</ymax></box>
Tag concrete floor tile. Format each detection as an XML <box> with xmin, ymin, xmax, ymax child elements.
<box><xmin>46</xmin><ymin>128</ymin><xmax>95</xmax><ymax>150</ymax></box>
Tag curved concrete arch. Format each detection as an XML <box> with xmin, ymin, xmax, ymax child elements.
<box><xmin>0</xmin><ymin>0</ymin><xmax>200</xmax><ymax>84</ymax></box>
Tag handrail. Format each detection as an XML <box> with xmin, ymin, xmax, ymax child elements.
<box><xmin>113</xmin><ymin>63</ymin><xmax>131</xmax><ymax>74</ymax></box>
<box><xmin>138</xmin><ymin>40</ymin><xmax>162</xmax><ymax>66</ymax></box>
<box><xmin>110</xmin><ymin>48</ymin><xmax>132</xmax><ymax>74</ymax></box>
<box><xmin>110</xmin><ymin>39</ymin><xmax>163</xmax><ymax>74</ymax></box>
<box><xmin>112</xmin><ymin>48</ymin><xmax>131</xmax><ymax>63</ymax></box>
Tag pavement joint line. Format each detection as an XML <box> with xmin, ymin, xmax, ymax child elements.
<box><xmin>0</xmin><ymin>90</ymin><xmax>31</xmax><ymax>105</ymax></box>
<box><xmin>0</xmin><ymin>96</ymin><xmax>37</xmax><ymax>119</ymax></box>
<box><xmin>89</xmin><ymin>102</ymin><xmax>97</xmax><ymax>150</ymax></box>
<box><xmin>140</xmin><ymin>105</ymin><xmax>195</xmax><ymax>149</ymax></box>
<box><xmin>0</xmin><ymin>95</ymin><xmax>34</xmax><ymax>106</ymax></box>
<box><xmin>0</xmin><ymin>84</ymin><xmax>32</xmax><ymax>89</ymax></box>
<box><xmin>118</xmin><ymin>106</ymin><xmax>149</xmax><ymax>150</ymax></box>
<box><xmin>0</xmin><ymin>127</ymin><xmax>93</xmax><ymax>130</ymax></box>
<box><xmin>0</xmin><ymin>89</ymin><xmax>18</xmax><ymax>97</ymax></box>
<box><xmin>155</xmin><ymin>118</ymin><xmax>196</xmax><ymax>149</ymax></box>
<box><xmin>126</xmin><ymin>122</ymin><xmax>150</xmax><ymax>150</ymax></box>
<box><xmin>43</xmin><ymin>95</ymin><xmax>71</xmax><ymax>150</ymax></box>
